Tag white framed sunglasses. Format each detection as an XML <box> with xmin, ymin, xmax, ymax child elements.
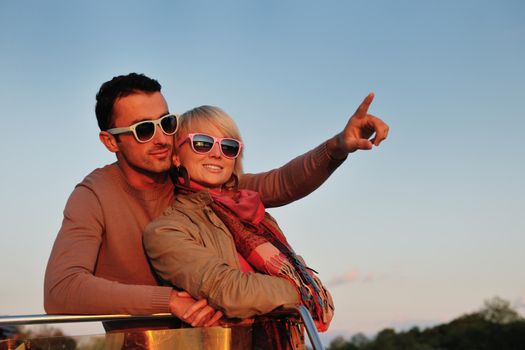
<box><xmin>107</xmin><ymin>114</ymin><xmax>179</xmax><ymax>143</ymax></box>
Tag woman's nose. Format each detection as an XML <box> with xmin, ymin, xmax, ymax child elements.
<box><xmin>209</xmin><ymin>141</ymin><xmax>222</xmax><ymax>157</ymax></box>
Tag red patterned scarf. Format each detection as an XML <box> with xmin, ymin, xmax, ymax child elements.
<box><xmin>175</xmin><ymin>181</ymin><xmax>333</xmax><ymax>332</ymax></box>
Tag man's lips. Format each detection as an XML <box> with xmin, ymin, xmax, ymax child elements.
<box><xmin>149</xmin><ymin>148</ymin><xmax>170</xmax><ymax>157</ymax></box>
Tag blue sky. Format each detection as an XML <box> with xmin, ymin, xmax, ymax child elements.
<box><xmin>1</xmin><ymin>0</ymin><xmax>524</xmax><ymax>341</ymax></box>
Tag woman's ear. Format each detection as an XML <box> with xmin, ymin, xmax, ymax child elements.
<box><xmin>99</xmin><ymin>131</ymin><xmax>119</xmax><ymax>153</ymax></box>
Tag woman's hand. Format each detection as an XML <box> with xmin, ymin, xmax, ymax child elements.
<box><xmin>169</xmin><ymin>290</ymin><xmax>223</xmax><ymax>327</ymax></box>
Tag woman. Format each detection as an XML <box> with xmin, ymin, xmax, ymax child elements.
<box><xmin>143</xmin><ymin>106</ymin><xmax>333</xmax><ymax>347</ymax></box>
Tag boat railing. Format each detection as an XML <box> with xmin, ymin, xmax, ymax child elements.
<box><xmin>0</xmin><ymin>305</ymin><xmax>324</xmax><ymax>349</ymax></box>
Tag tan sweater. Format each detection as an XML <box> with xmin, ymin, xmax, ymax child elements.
<box><xmin>44</xmin><ymin>142</ymin><xmax>343</xmax><ymax>315</ymax></box>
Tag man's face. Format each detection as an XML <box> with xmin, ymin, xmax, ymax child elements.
<box><xmin>111</xmin><ymin>91</ymin><xmax>173</xmax><ymax>175</ymax></box>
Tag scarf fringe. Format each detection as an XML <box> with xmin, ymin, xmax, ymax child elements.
<box><xmin>212</xmin><ymin>201</ymin><xmax>333</xmax><ymax>328</ymax></box>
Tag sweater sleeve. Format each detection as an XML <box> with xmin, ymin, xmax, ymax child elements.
<box><xmin>238</xmin><ymin>141</ymin><xmax>345</xmax><ymax>208</ymax></box>
<box><xmin>44</xmin><ymin>185</ymin><xmax>172</xmax><ymax>315</ymax></box>
<box><xmin>143</xmin><ymin>216</ymin><xmax>300</xmax><ymax>319</ymax></box>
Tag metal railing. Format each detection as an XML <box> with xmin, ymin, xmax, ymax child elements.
<box><xmin>0</xmin><ymin>305</ymin><xmax>324</xmax><ymax>349</ymax></box>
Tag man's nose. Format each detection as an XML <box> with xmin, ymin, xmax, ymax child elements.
<box><xmin>152</xmin><ymin>125</ymin><xmax>169</xmax><ymax>144</ymax></box>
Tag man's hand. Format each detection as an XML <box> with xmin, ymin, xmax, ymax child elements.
<box><xmin>327</xmin><ymin>92</ymin><xmax>389</xmax><ymax>160</ymax></box>
<box><xmin>169</xmin><ymin>290</ymin><xmax>223</xmax><ymax>327</ymax></box>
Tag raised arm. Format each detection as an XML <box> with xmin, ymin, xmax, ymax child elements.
<box><xmin>239</xmin><ymin>93</ymin><xmax>389</xmax><ymax>207</ymax></box>
<box><xmin>239</xmin><ymin>142</ymin><xmax>343</xmax><ymax>208</ymax></box>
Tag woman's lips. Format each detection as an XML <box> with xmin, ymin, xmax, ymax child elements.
<box><xmin>203</xmin><ymin>164</ymin><xmax>223</xmax><ymax>172</ymax></box>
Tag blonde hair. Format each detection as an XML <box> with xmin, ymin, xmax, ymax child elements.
<box><xmin>176</xmin><ymin>105</ymin><xmax>244</xmax><ymax>175</ymax></box>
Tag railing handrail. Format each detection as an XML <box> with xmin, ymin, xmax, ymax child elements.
<box><xmin>0</xmin><ymin>306</ymin><xmax>324</xmax><ymax>350</ymax></box>
<box><xmin>0</xmin><ymin>313</ymin><xmax>174</xmax><ymax>326</ymax></box>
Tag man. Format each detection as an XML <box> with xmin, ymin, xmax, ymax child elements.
<box><xmin>44</xmin><ymin>73</ymin><xmax>388</xmax><ymax>327</ymax></box>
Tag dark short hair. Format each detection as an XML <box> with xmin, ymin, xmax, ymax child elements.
<box><xmin>95</xmin><ymin>73</ymin><xmax>162</xmax><ymax>130</ymax></box>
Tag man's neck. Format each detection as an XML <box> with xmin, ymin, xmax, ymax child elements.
<box><xmin>117</xmin><ymin>161</ymin><xmax>170</xmax><ymax>190</ymax></box>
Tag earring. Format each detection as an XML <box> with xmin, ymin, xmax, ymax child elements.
<box><xmin>169</xmin><ymin>166</ymin><xmax>191</xmax><ymax>187</ymax></box>
<box><xmin>179</xmin><ymin>166</ymin><xmax>191</xmax><ymax>186</ymax></box>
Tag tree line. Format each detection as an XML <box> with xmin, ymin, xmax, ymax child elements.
<box><xmin>327</xmin><ymin>297</ymin><xmax>525</xmax><ymax>350</ymax></box>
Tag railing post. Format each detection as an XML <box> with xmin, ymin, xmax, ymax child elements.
<box><xmin>295</xmin><ymin>305</ymin><xmax>324</xmax><ymax>350</ymax></box>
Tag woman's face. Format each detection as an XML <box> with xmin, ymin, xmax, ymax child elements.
<box><xmin>173</xmin><ymin>123</ymin><xmax>236</xmax><ymax>190</ymax></box>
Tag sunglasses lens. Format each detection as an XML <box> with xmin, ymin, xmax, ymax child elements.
<box><xmin>160</xmin><ymin>115</ymin><xmax>178</xmax><ymax>134</ymax></box>
<box><xmin>221</xmin><ymin>139</ymin><xmax>241</xmax><ymax>158</ymax></box>
<box><xmin>135</xmin><ymin>122</ymin><xmax>156</xmax><ymax>142</ymax></box>
<box><xmin>192</xmin><ymin>134</ymin><xmax>215</xmax><ymax>153</ymax></box>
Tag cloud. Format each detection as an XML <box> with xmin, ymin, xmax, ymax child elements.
<box><xmin>326</xmin><ymin>270</ymin><xmax>359</xmax><ymax>287</ymax></box>
<box><xmin>325</xmin><ymin>270</ymin><xmax>381</xmax><ymax>287</ymax></box>
<box><xmin>363</xmin><ymin>272</ymin><xmax>377</xmax><ymax>282</ymax></box>
<box><xmin>514</xmin><ymin>295</ymin><xmax>525</xmax><ymax>309</ymax></box>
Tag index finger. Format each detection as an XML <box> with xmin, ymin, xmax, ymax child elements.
<box><xmin>183</xmin><ymin>298</ymin><xmax>208</xmax><ymax>319</ymax></box>
<box><xmin>205</xmin><ymin>310</ymin><xmax>223</xmax><ymax>327</ymax></box>
<box><xmin>354</xmin><ymin>92</ymin><xmax>375</xmax><ymax>119</ymax></box>
<box><xmin>191</xmin><ymin>306</ymin><xmax>215</xmax><ymax>327</ymax></box>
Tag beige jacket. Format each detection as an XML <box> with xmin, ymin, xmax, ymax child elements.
<box><xmin>143</xmin><ymin>190</ymin><xmax>301</xmax><ymax>319</ymax></box>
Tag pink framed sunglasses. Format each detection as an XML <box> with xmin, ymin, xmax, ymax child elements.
<box><xmin>177</xmin><ymin>133</ymin><xmax>243</xmax><ymax>159</ymax></box>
